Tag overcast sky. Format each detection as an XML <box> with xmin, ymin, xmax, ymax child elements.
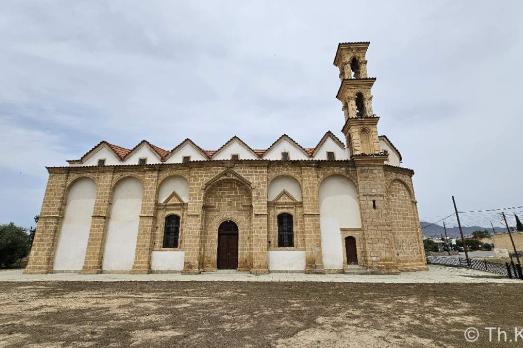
<box><xmin>1</xmin><ymin>1</ymin><xmax>522</xmax><ymax>228</ymax></box>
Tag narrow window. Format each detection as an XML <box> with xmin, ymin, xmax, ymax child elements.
<box><xmin>138</xmin><ymin>158</ymin><xmax>147</xmax><ymax>165</ymax></box>
<box><xmin>350</xmin><ymin>57</ymin><xmax>360</xmax><ymax>78</ymax></box>
<box><xmin>281</xmin><ymin>152</ymin><xmax>289</xmax><ymax>161</ymax></box>
<box><xmin>277</xmin><ymin>213</ymin><xmax>294</xmax><ymax>247</ymax></box>
<box><xmin>97</xmin><ymin>159</ymin><xmax>106</xmax><ymax>166</ymax></box>
<box><xmin>182</xmin><ymin>156</ymin><xmax>191</xmax><ymax>163</ymax></box>
<box><xmin>372</xmin><ymin>200</ymin><xmax>377</xmax><ymax>209</ymax></box>
<box><xmin>327</xmin><ymin>151</ymin><xmax>336</xmax><ymax>161</ymax></box>
<box><xmin>231</xmin><ymin>154</ymin><xmax>239</xmax><ymax>161</ymax></box>
<box><xmin>163</xmin><ymin>215</ymin><xmax>180</xmax><ymax>248</ymax></box>
<box><xmin>355</xmin><ymin>92</ymin><xmax>366</xmax><ymax>118</ymax></box>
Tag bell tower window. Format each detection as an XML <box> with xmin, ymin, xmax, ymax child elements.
<box><xmin>355</xmin><ymin>92</ymin><xmax>366</xmax><ymax>118</ymax></box>
<box><xmin>350</xmin><ymin>57</ymin><xmax>360</xmax><ymax>78</ymax></box>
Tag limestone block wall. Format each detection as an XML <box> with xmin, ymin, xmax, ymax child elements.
<box><xmin>26</xmin><ymin>160</ymin><xmax>426</xmax><ymax>274</ymax></box>
<box><xmin>384</xmin><ymin>166</ymin><xmax>427</xmax><ymax>271</ymax></box>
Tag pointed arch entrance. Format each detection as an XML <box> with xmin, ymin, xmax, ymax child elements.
<box><xmin>217</xmin><ymin>220</ymin><xmax>239</xmax><ymax>269</ymax></box>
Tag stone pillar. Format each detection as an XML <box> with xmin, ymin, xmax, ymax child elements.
<box><xmin>302</xmin><ymin>166</ymin><xmax>324</xmax><ymax>273</ymax></box>
<box><xmin>360</xmin><ymin>60</ymin><xmax>368</xmax><ymax>78</ymax></box>
<box><xmin>81</xmin><ymin>170</ymin><xmax>114</xmax><ymax>274</ymax></box>
<box><xmin>25</xmin><ymin>171</ymin><xmax>69</xmax><ymax>274</ymax></box>
<box><xmin>132</xmin><ymin>168</ymin><xmax>159</xmax><ymax>273</ymax></box>
<box><xmin>250</xmin><ymin>167</ymin><xmax>269</xmax><ymax>274</ymax></box>
<box><xmin>182</xmin><ymin>168</ymin><xmax>205</xmax><ymax>274</ymax></box>
<box><xmin>354</xmin><ymin>158</ymin><xmax>398</xmax><ymax>273</ymax></box>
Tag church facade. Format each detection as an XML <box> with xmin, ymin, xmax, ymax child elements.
<box><xmin>25</xmin><ymin>42</ymin><xmax>427</xmax><ymax>275</ymax></box>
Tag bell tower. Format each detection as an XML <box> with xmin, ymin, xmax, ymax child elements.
<box><xmin>333</xmin><ymin>42</ymin><xmax>384</xmax><ymax>158</ymax></box>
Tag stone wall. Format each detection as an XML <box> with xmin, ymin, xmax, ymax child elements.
<box><xmin>25</xmin><ymin>160</ymin><xmax>427</xmax><ymax>274</ymax></box>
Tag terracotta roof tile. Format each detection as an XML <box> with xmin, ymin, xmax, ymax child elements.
<box><xmin>73</xmin><ymin>132</ymin><xmax>348</xmax><ymax>164</ymax></box>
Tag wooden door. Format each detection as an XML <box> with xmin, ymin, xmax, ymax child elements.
<box><xmin>345</xmin><ymin>236</ymin><xmax>358</xmax><ymax>265</ymax></box>
<box><xmin>217</xmin><ymin>221</ymin><xmax>239</xmax><ymax>269</ymax></box>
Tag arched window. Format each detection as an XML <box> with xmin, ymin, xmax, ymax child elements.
<box><xmin>355</xmin><ymin>92</ymin><xmax>366</xmax><ymax>117</ymax></box>
<box><xmin>350</xmin><ymin>57</ymin><xmax>360</xmax><ymax>78</ymax></box>
<box><xmin>163</xmin><ymin>215</ymin><xmax>180</xmax><ymax>248</ymax></box>
<box><xmin>277</xmin><ymin>213</ymin><xmax>294</xmax><ymax>247</ymax></box>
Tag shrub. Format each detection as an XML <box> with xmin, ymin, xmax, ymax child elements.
<box><xmin>0</xmin><ymin>223</ymin><xmax>31</xmax><ymax>268</ymax></box>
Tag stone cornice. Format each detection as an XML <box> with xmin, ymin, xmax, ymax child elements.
<box><xmin>341</xmin><ymin>116</ymin><xmax>380</xmax><ymax>134</ymax></box>
<box><xmin>383</xmin><ymin>164</ymin><xmax>415</xmax><ymax>176</ymax></box>
<box><xmin>352</xmin><ymin>153</ymin><xmax>388</xmax><ymax>166</ymax></box>
<box><xmin>333</xmin><ymin>42</ymin><xmax>370</xmax><ymax>66</ymax></box>
<box><xmin>336</xmin><ymin>78</ymin><xmax>376</xmax><ymax>100</ymax></box>
<box><xmin>47</xmin><ymin>159</ymin><xmax>358</xmax><ymax>174</ymax></box>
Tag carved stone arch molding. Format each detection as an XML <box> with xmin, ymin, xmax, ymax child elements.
<box><xmin>203</xmin><ymin>168</ymin><xmax>253</xmax><ymax>192</ymax></box>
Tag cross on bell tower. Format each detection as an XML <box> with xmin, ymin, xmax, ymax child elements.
<box><xmin>333</xmin><ymin>42</ymin><xmax>384</xmax><ymax>159</ymax></box>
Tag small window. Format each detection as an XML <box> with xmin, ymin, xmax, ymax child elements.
<box><xmin>97</xmin><ymin>159</ymin><xmax>106</xmax><ymax>166</ymax></box>
<box><xmin>326</xmin><ymin>152</ymin><xmax>336</xmax><ymax>161</ymax></box>
<box><xmin>138</xmin><ymin>158</ymin><xmax>147</xmax><ymax>165</ymax></box>
<box><xmin>163</xmin><ymin>215</ymin><xmax>181</xmax><ymax>248</ymax></box>
<box><xmin>182</xmin><ymin>156</ymin><xmax>191</xmax><ymax>163</ymax></box>
<box><xmin>231</xmin><ymin>154</ymin><xmax>239</xmax><ymax>161</ymax></box>
<box><xmin>277</xmin><ymin>213</ymin><xmax>294</xmax><ymax>247</ymax></box>
<box><xmin>281</xmin><ymin>152</ymin><xmax>289</xmax><ymax>161</ymax></box>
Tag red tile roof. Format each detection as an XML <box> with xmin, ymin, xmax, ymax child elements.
<box><xmin>70</xmin><ymin>131</ymin><xmax>399</xmax><ymax>164</ymax></box>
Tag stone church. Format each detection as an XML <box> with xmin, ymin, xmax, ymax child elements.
<box><xmin>26</xmin><ymin>42</ymin><xmax>427</xmax><ymax>275</ymax></box>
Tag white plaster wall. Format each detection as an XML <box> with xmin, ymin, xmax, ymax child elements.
<box><xmin>263</xmin><ymin>138</ymin><xmax>309</xmax><ymax>160</ymax></box>
<box><xmin>102</xmin><ymin>177</ymin><xmax>143</xmax><ymax>271</ymax></box>
<box><xmin>268</xmin><ymin>251</ymin><xmax>306</xmax><ymax>271</ymax></box>
<box><xmin>123</xmin><ymin>144</ymin><xmax>161</xmax><ymax>165</ymax></box>
<box><xmin>165</xmin><ymin>142</ymin><xmax>207</xmax><ymax>163</ymax></box>
<box><xmin>268</xmin><ymin>176</ymin><xmax>302</xmax><ymax>201</ymax></box>
<box><xmin>83</xmin><ymin>146</ymin><xmax>121</xmax><ymax>166</ymax></box>
<box><xmin>212</xmin><ymin>140</ymin><xmax>258</xmax><ymax>160</ymax></box>
<box><xmin>379</xmin><ymin>139</ymin><xmax>401</xmax><ymax>166</ymax></box>
<box><xmin>158</xmin><ymin>176</ymin><xmax>189</xmax><ymax>203</ymax></box>
<box><xmin>53</xmin><ymin>178</ymin><xmax>97</xmax><ymax>271</ymax></box>
<box><xmin>319</xmin><ymin>175</ymin><xmax>361</xmax><ymax>270</ymax></box>
<box><xmin>151</xmin><ymin>251</ymin><xmax>185</xmax><ymax>271</ymax></box>
<box><xmin>313</xmin><ymin>137</ymin><xmax>349</xmax><ymax>160</ymax></box>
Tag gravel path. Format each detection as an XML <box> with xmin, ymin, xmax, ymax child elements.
<box><xmin>0</xmin><ymin>265</ymin><xmax>518</xmax><ymax>283</ymax></box>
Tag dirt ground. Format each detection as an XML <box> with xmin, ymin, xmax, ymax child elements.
<box><xmin>0</xmin><ymin>282</ymin><xmax>522</xmax><ymax>347</ymax></box>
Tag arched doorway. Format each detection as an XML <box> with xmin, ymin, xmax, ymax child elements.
<box><xmin>217</xmin><ymin>220</ymin><xmax>239</xmax><ymax>269</ymax></box>
<box><xmin>345</xmin><ymin>236</ymin><xmax>358</xmax><ymax>265</ymax></box>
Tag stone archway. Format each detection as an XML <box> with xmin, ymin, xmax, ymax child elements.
<box><xmin>202</xmin><ymin>176</ymin><xmax>253</xmax><ymax>271</ymax></box>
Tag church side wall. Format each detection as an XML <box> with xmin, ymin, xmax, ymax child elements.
<box><xmin>26</xmin><ymin>161</ymin><xmax>426</xmax><ymax>274</ymax></box>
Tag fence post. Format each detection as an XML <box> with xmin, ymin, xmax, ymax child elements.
<box><xmin>506</xmin><ymin>263</ymin><xmax>513</xmax><ymax>279</ymax></box>
<box><xmin>517</xmin><ymin>264</ymin><xmax>523</xmax><ymax>280</ymax></box>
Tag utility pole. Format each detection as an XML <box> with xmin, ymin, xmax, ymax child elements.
<box><xmin>490</xmin><ymin>221</ymin><xmax>496</xmax><ymax>235</ymax></box>
<box><xmin>452</xmin><ymin>196</ymin><xmax>470</xmax><ymax>266</ymax></box>
<box><xmin>502</xmin><ymin>212</ymin><xmax>520</xmax><ymax>266</ymax></box>
<box><xmin>443</xmin><ymin>221</ymin><xmax>451</xmax><ymax>255</ymax></box>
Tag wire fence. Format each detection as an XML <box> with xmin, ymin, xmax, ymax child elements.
<box><xmin>426</xmin><ymin>256</ymin><xmax>522</xmax><ymax>280</ymax></box>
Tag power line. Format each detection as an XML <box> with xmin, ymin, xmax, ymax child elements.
<box><xmin>458</xmin><ymin>205</ymin><xmax>523</xmax><ymax>214</ymax></box>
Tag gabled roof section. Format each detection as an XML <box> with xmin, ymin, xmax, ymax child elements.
<box><xmin>379</xmin><ymin>135</ymin><xmax>402</xmax><ymax>162</ymax></box>
<box><xmin>69</xmin><ymin>141</ymin><xmax>130</xmax><ymax>164</ymax></box>
<box><xmin>123</xmin><ymin>140</ymin><xmax>168</xmax><ymax>161</ymax></box>
<box><xmin>165</xmin><ymin>138</ymin><xmax>210</xmax><ymax>161</ymax></box>
<box><xmin>263</xmin><ymin>134</ymin><xmax>311</xmax><ymax>159</ymax></box>
<box><xmin>211</xmin><ymin>136</ymin><xmax>260</xmax><ymax>159</ymax></box>
<box><xmin>312</xmin><ymin>131</ymin><xmax>345</xmax><ymax>156</ymax></box>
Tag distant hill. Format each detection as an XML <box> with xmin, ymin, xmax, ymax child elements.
<box><xmin>420</xmin><ymin>221</ymin><xmax>505</xmax><ymax>238</ymax></box>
